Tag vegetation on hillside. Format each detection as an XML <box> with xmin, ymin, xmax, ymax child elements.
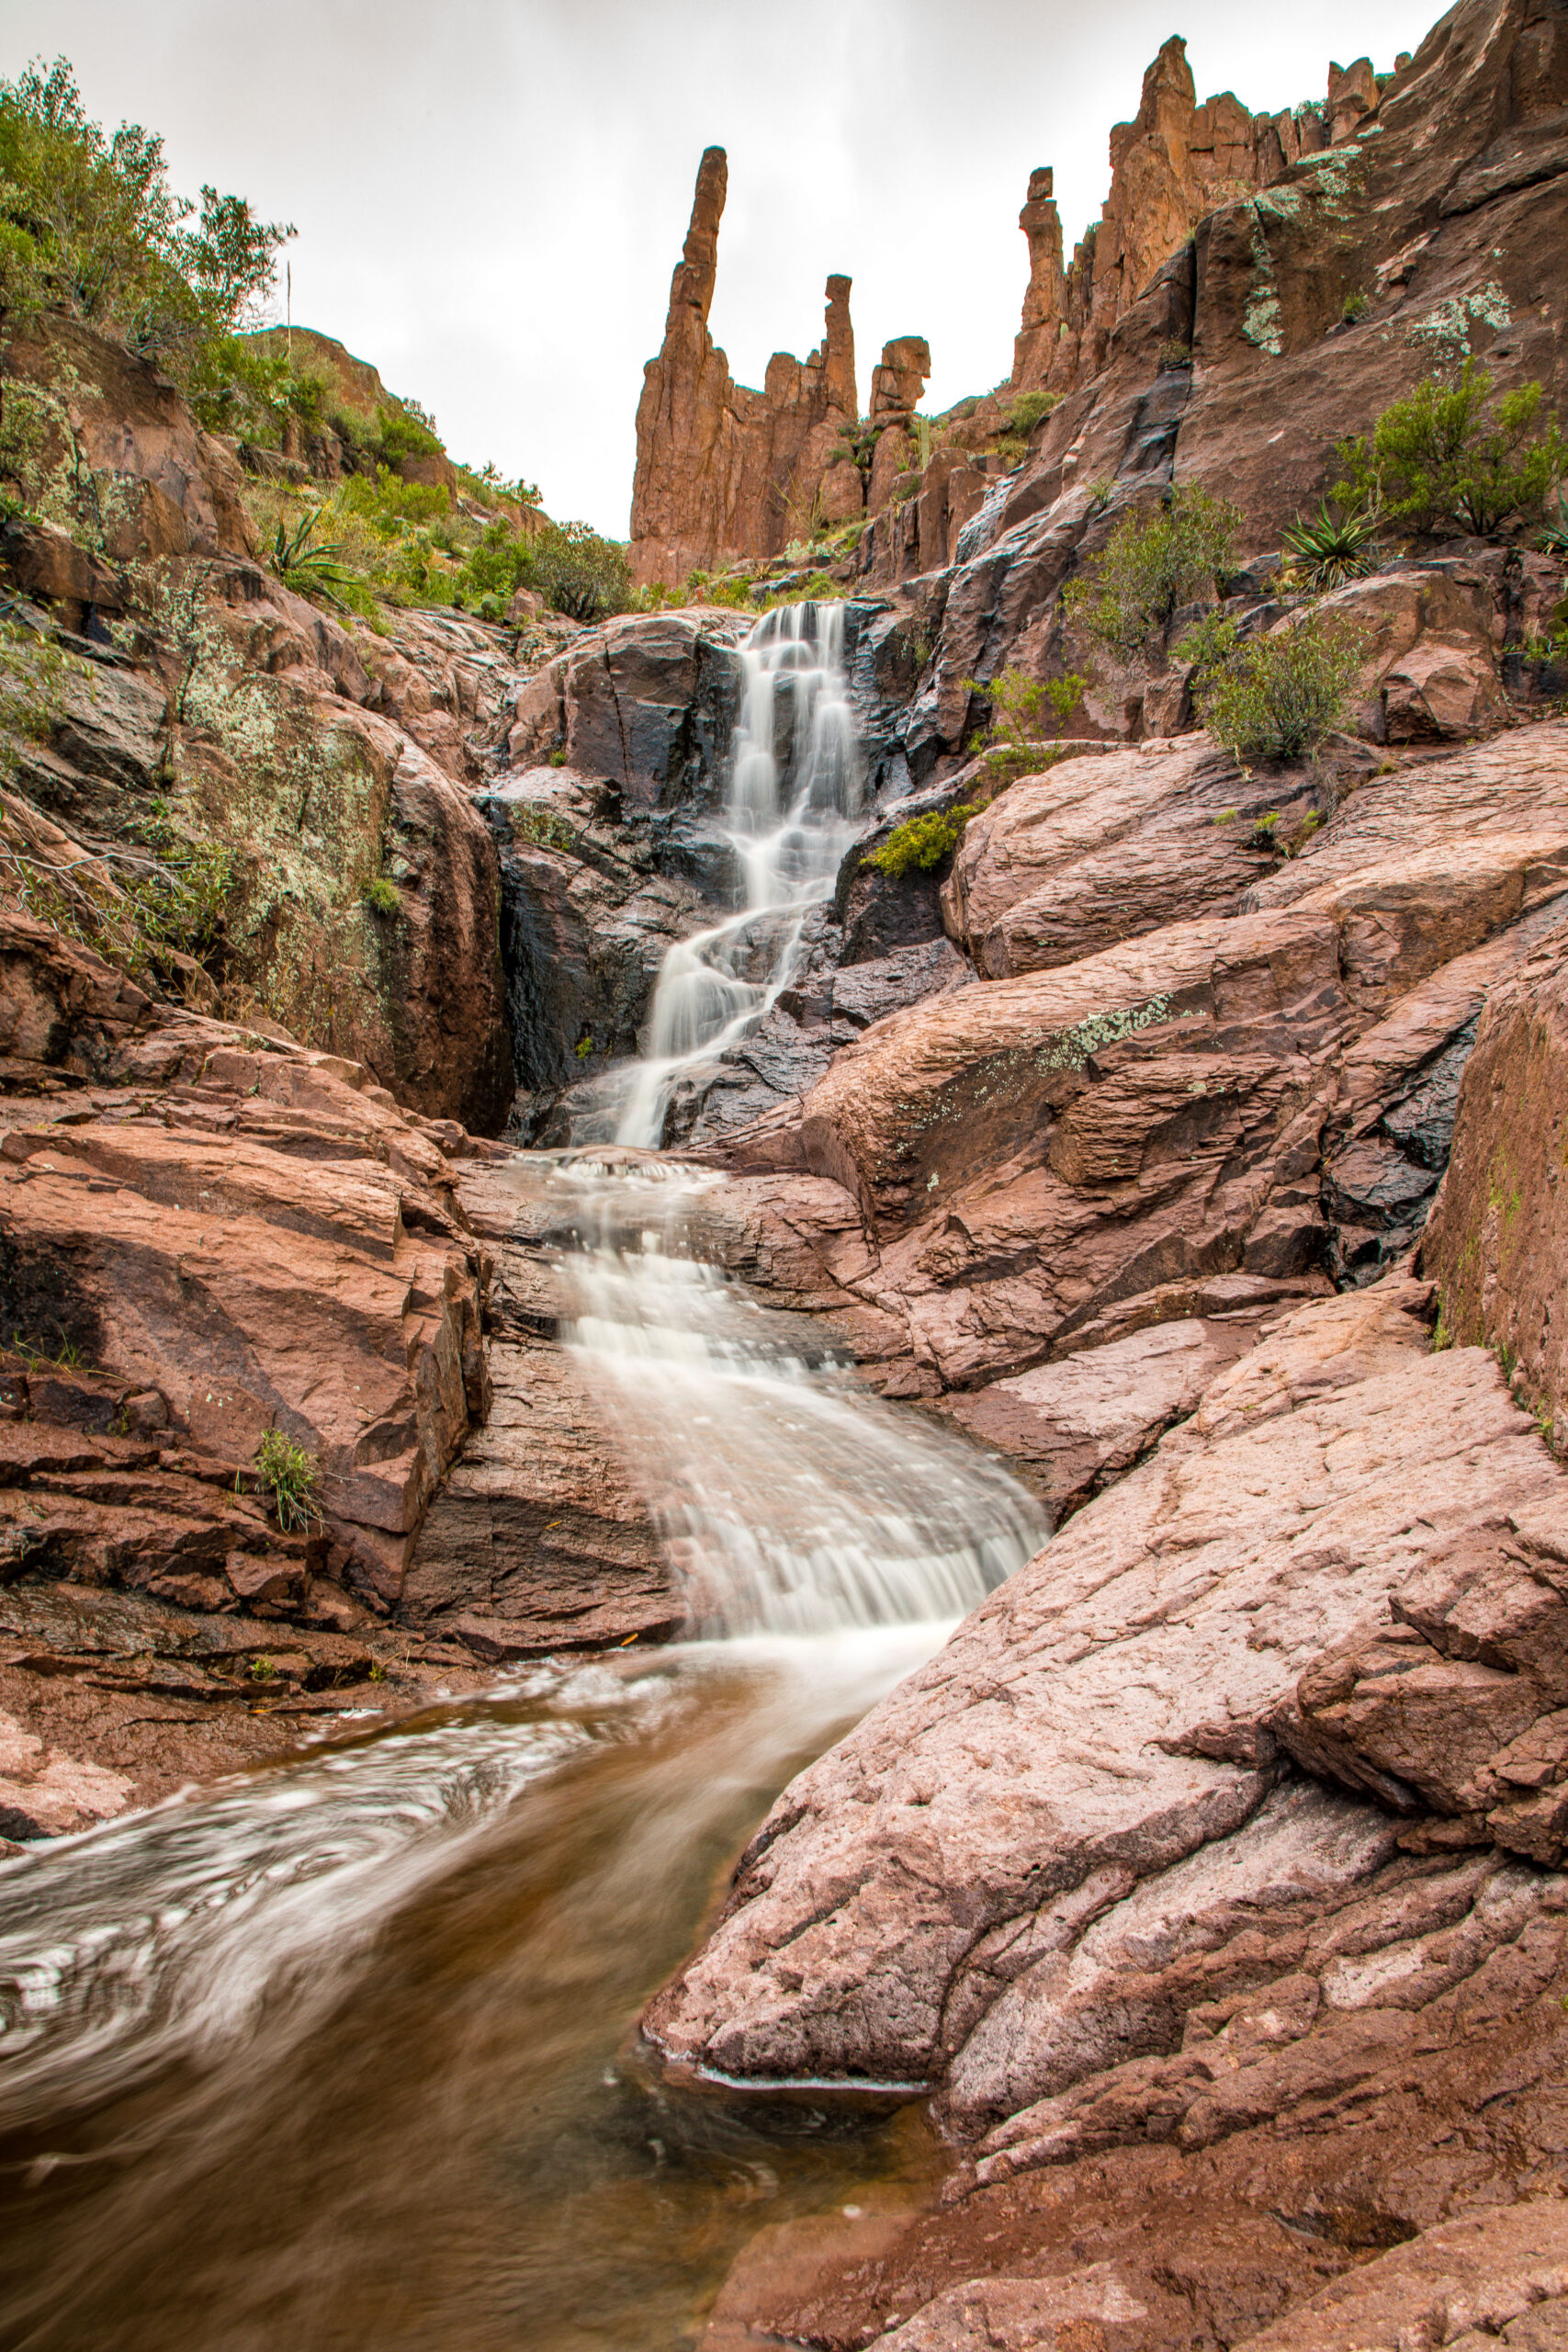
<box><xmin>0</xmin><ymin>55</ymin><xmax>634</xmax><ymax>631</ymax></box>
<box><xmin>1334</xmin><ymin>360</ymin><xmax>1566</xmax><ymax>537</ymax></box>
<box><xmin>0</xmin><ymin>57</ymin><xmax>291</xmax><ymax>390</ymax></box>
<box><xmin>1063</xmin><ymin>486</ymin><xmax>1242</xmax><ymax>664</ymax></box>
<box><xmin>1179</xmin><ymin>611</ymin><xmax>1367</xmax><ymax>763</ymax></box>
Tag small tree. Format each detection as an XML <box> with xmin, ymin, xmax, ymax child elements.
<box><xmin>525</xmin><ymin>521</ymin><xmax>632</xmax><ymax>622</ymax></box>
<box><xmin>1334</xmin><ymin>359</ymin><xmax>1565</xmax><ymax>537</ymax></box>
<box><xmin>0</xmin><ymin>57</ymin><xmax>292</xmax><ymax>376</ymax></box>
<box><xmin>1063</xmin><ymin>484</ymin><xmax>1241</xmax><ymax>665</ymax></box>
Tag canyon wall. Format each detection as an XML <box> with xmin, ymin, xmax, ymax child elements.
<box><xmin>628</xmin><ymin>39</ymin><xmax>1409</xmax><ymax>588</ymax></box>
<box><xmin>1008</xmin><ymin>40</ymin><xmax>1395</xmax><ymax>397</ymax></box>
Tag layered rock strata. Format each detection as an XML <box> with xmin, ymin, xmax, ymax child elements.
<box><xmin>0</xmin><ymin>917</ymin><xmax>535</xmax><ymax>1830</ymax></box>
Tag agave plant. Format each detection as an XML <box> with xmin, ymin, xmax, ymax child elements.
<box><xmin>270</xmin><ymin>510</ymin><xmax>358</xmax><ymax>610</ymax></box>
<box><xmin>1538</xmin><ymin>489</ymin><xmax>1568</xmax><ymax>555</ymax></box>
<box><xmin>1279</xmin><ymin>498</ymin><xmax>1381</xmax><ymax>592</ymax></box>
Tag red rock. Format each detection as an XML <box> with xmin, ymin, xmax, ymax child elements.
<box><xmin>1420</xmin><ymin>933</ymin><xmax>1568</xmax><ymax>1442</ymax></box>
<box><xmin>644</xmin><ymin>1281</ymin><xmax>1564</xmax><ymax>2095</ymax></box>
<box><xmin>629</xmin><ymin>151</ymin><xmax>863</xmax><ymax>586</ymax></box>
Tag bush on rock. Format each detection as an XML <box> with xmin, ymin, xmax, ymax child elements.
<box><xmin>1181</xmin><ymin>611</ymin><xmax>1365</xmax><ymax>763</ymax></box>
<box><xmin>1063</xmin><ymin>485</ymin><xmax>1241</xmax><ymax>665</ymax></box>
<box><xmin>1334</xmin><ymin>360</ymin><xmax>1566</xmax><ymax>538</ymax></box>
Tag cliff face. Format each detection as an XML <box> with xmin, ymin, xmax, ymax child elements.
<box><xmin>627</xmin><ymin>147</ymin><xmax>862</xmax><ymax>588</ymax></box>
<box><xmin>1006</xmin><ymin>40</ymin><xmax>1399</xmax><ymax>400</ymax></box>
<box><xmin>628</xmin><ymin>37</ymin><xmax>1411</xmax><ymax>591</ymax></box>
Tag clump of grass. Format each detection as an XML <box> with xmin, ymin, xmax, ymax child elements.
<box><xmin>253</xmin><ymin>1427</ymin><xmax>321</xmax><ymax>1532</ymax></box>
<box><xmin>362</xmin><ymin>876</ymin><xmax>400</xmax><ymax>917</ymax></box>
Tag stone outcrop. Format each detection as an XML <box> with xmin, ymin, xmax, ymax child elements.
<box><xmin>1010</xmin><ymin>38</ymin><xmax>1289</xmax><ymax>398</ymax></box>
<box><xmin>0</xmin><ymin>918</ymin><xmax>494</xmax><ymax>1598</ymax></box>
<box><xmin>647</xmin><ymin>1278</ymin><xmax>1566</xmax><ymax>2094</ymax></box>
<box><xmin>0</xmin><ymin>914</ymin><xmax>539</xmax><ymax>1827</ymax></box>
<box><xmin>402</xmin><ymin>1159</ymin><xmax>679</xmax><ymax>1654</ymax></box>
<box><xmin>629</xmin><ymin>149</ymin><xmax>863</xmax><ymax>587</ymax></box>
<box><xmin>1420</xmin><ymin>936</ymin><xmax>1568</xmax><ymax>1444</ymax></box>
<box><xmin>3</xmin><ymin>318</ymin><xmax>256</xmax><ymax>568</ymax></box>
<box><xmin>694</xmin><ymin>723</ymin><xmax>1567</xmax><ymax>1420</ymax></box>
<box><xmin>660</xmin><ymin>1278</ymin><xmax>1568</xmax><ymax>2352</ymax></box>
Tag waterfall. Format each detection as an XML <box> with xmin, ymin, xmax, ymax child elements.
<box><xmin>615</xmin><ymin>600</ymin><xmax>863</xmax><ymax>1147</ymax></box>
<box><xmin>549</xmin><ymin>1157</ymin><xmax>1044</xmax><ymax>1638</ymax></box>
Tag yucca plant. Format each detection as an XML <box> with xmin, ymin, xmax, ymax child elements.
<box><xmin>1538</xmin><ymin>490</ymin><xmax>1568</xmax><ymax>555</ymax></box>
<box><xmin>1280</xmin><ymin>499</ymin><xmax>1381</xmax><ymax>591</ymax></box>
<box><xmin>270</xmin><ymin>509</ymin><xmax>358</xmax><ymax>610</ymax></box>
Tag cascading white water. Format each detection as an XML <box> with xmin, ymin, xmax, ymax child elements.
<box><xmin>0</xmin><ymin>590</ymin><xmax>1056</xmax><ymax>2339</ymax></box>
<box><xmin>615</xmin><ymin>601</ymin><xmax>862</xmax><ymax>1148</ymax></box>
<box><xmin>547</xmin><ymin>1157</ymin><xmax>1044</xmax><ymax>1637</ymax></box>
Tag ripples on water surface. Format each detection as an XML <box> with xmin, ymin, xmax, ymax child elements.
<box><xmin>0</xmin><ymin>1160</ymin><xmax>1047</xmax><ymax>2349</ymax></box>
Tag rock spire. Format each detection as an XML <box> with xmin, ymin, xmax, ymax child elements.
<box><xmin>628</xmin><ymin>149</ymin><xmax>871</xmax><ymax>588</ymax></box>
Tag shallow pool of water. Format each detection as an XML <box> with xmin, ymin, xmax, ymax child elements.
<box><xmin>0</xmin><ymin>1631</ymin><xmax>953</xmax><ymax>2351</ymax></box>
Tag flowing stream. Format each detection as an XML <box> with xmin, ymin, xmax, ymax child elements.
<box><xmin>0</xmin><ymin>609</ymin><xmax>1048</xmax><ymax>2350</ymax></box>
<box><xmin>615</xmin><ymin>601</ymin><xmax>863</xmax><ymax>1148</ymax></box>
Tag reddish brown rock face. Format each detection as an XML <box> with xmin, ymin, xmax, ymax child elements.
<box><xmin>1420</xmin><ymin>937</ymin><xmax>1568</xmax><ymax>1444</ymax></box>
<box><xmin>628</xmin><ymin>149</ymin><xmax>863</xmax><ymax>587</ymax></box>
<box><xmin>644</xmin><ymin>1280</ymin><xmax>1565</xmax><ymax>2091</ymax></box>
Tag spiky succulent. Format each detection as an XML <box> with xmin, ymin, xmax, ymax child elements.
<box><xmin>1279</xmin><ymin>499</ymin><xmax>1381</xmax><ymax>592</ymax></box>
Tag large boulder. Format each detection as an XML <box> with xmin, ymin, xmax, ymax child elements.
<box><xmin>644</xmin><ymin>1279</ymin><xmax>1566</xmax><ymax>2098</ymax></box>
<box><xmin>942</xmin><ymin>740</ymin><xmax>1314</xmax><ymax>978</ymax></box>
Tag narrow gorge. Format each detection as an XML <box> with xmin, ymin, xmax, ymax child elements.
<box><xmin>3</xmin><ymin>3</ymin><xmax>1568</xmax><ymax>2347</ymax></box>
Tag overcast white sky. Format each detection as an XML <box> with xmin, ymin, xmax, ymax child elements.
<box><xmin>3</xmin><ymin>1</ymin><xmax>1440</xmax><ymax>535</ymax></box>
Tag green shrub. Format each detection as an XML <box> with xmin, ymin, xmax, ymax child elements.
<box><xmin>525</xmin><ymin>521</ymin><xmax>631</xmax><ymax>622</ymax></box>
<box><xmin>766</xmin><ymin>570</ymin><xmax>840</xmax><ymax>608</ymax></box>
<box><xmin>1064</xmin><ymin>485</ymin><xmax>1241</xmax><ymax>663</ymax></box>
<box><xmin>1158</xmin><ymin>339</ymin><xmax>1193</xmax><ymax>370</ymax></box>
<box><xmin>863</xmin><ymin>804</ymin><xmax>978</xmax><ymax>876</ymax></box>
<box><xmin>1334</xmin><ymin>359</ymin><xmax>1565</xmax><ymax>537</ymax></box>
<box><xmin>1341</xmin><ymin>289</ymin><xmax>1371</xmax><ymax>325</ymax></box>
<box><xmin>1279</xmin><ymin>497</ymin><xmax>1381</xmax><ymax>590</ymax></box>
<box><xmin>252</xmin><ymin>1427</ymin><xmax>321</xmax><ymax>1532</ymax></box>
<box><xmin>1183</xmin><ymin>611</ymin><xmax>1366</xmax><ymax>763</ymax></box>
<box><xmin>0</xmin><ymin>57</ymin><xmax>291</xmax><ymax>379</ymax></box>
<box><xmin>1005</xmin><ymin>389</ymin><xmax>1061</xmax><ymax>435</ymax></box>
<box><xmin>375</xmin><ymin>401</ymin><xmax>443</xmax><ymax>465</ymax></box>
<box><xmin>363</xmin><ymin>876</ymin><xmax>400</xmax><ymax>916</ymax></box>
<box><xmin>967</xmin><ymin>665</ymin><xmax>1085</xmax><ymax>785</ymax></box>
<box><xmin>697</xmin><ymin>572</ymin><xmax>755</xmax><ymax>610</ymax></box>
<box><xmin>512</xmin><ymin>803</ymin><xmax>573</xmax><ymax>850</ymax></box>
<box><xmin>338</xmin><ymin>467</ymin><xmax>449</xmax><ymax>539</ymax></box>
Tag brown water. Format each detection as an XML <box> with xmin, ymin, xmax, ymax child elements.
<box><xmin>0</xmin><ymin>1162</ymin><xmax>1046</xmax><ymax>2347</ymax></box>
<box><xmin>0</xmin><ymin>1635</ymin><xmax>951</xmax><ymax>2351</ymax></box>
